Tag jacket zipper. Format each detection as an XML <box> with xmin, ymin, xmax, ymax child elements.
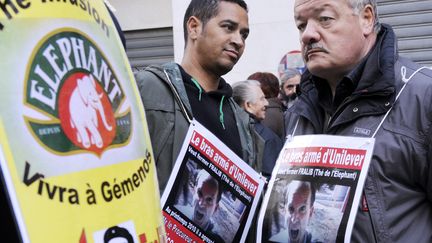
<box><xmin>162</xmin><ymin>69</ymin><xmax>193</xmax><ymax>123</ymax></box>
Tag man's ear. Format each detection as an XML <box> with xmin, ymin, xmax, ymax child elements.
<box><xmin>360</xmin><ymin>4</ymin><xmax>375</xmax><ymax>36</ymax></box>
<box><xmin>187</xmin><ymin>16</ymin><xmax>202</xmax><ymax>41</ymax></box>
<box><xmin>244</xmin><ymin>101</ymin><xmax>253</xmax><ymax>113</ymax></box>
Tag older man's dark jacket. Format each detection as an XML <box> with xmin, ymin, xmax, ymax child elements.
<box><xmin>285</xmin><ymin>24</ymin><xmax>432</xmax><ymax>242</ymax></box>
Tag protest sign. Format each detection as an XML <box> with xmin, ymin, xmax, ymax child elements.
<box><xmin>161</xmin><ymin>120</ymin><xmax>266</xmax><ymax>243</ymax></box>
<box><xmin>257</xmin><ymin>135</ymin><xmax>375</xmax><ymax>243</ymax></box>
<box><xmin>0</xmin><ymin>1</ymin><xmax>164</xmax><ymax>242</ymax></box>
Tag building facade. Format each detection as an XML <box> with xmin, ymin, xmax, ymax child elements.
<box><xmin>110</xmin><ymin>0</ymin><xmax>432</xmax><ymax>81</ymax></box>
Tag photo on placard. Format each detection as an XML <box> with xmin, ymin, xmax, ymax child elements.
<box><xmin>173</xmin><ymin>158</ymin><xmax>247</xmax><ymax>243</ymax></box>
<box><xmin>263</xmin><ymin>178</ymin><xmax>350</xmax><ymax>243</ymax></box>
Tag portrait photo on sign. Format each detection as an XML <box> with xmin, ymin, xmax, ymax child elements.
<box><xmin>263</xmin><ymin>178</ymin><xmax>350</xmax><ymax>243</ymax></box>
<box><xmin>172</xmin><ymin>158</ymin><xmax>247</xmax><ymax>243</ymax></box>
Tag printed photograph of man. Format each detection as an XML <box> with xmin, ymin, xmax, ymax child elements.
<box><xmin>173</xmin><ymin>157</ymin><xmax>249</xmax><ymax>243</ymax></box>
<box><xmin>266</xmin><ymin>179</ymin><xmax>350</xmax><ymax>243</ymax></box>
<box><xmin>175</xmin><ymin>168</ymin><xmax>225</xmax><ymax>242</ymax></box>
<box><xmin>270</xmin><ymin>180</ymin><xmax>316</xmax><ymax>243</ymax></box>
<box><xmin>192</xmin><ymin>169</ymin><xmax>222</xmax><ymax>231</ymax></box>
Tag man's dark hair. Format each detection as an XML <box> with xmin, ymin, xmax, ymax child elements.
<box><xmin>183</xmin><ymin>0</ymin><xmax>248</xmax><ymax>44</ymax></box>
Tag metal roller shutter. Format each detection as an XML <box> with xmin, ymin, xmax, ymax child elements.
<box><xmin>124</xmin><ymin>27</ymin><xmax>174</xmax><ymax>72</ymax></box>
<box><xmin>377</xmin><ymin>0</ymin><xmax>432</xmax><ymax>66</ymax></box>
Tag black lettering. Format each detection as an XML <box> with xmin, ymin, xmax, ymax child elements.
<box><xmin>101</xmin><ymin>19</ymin><xmax>109</xmax><ymax>37</ymax></box>
<box><xmin>112</xmin><ymin>183</ymin><xmax>121</xmax><ymax>199</ymax></box>
<box><xmin>0</xmin><ymin>0</ymin><xmax>30</xmax><ymax>31</ymax></box>
<box><xmin>91</xmin><ymin>6</ymin><xmax>99</xmax><ymax>24</ymax></box>
<box><xmin>40</xmin><ymin>0</ymin><xmax>109</xmax><ymax>38</ymax></box>
<box><xmin>45</xmin><ymin>181</ymin><xmax>58</xmax><ymax>199</ymax></box>
<box><xmin>0</xmin><ymin>0</ymin><xmax>19</xmax><ymax>19</ymax></box>
<box><xmin>132</xmin><ymin>173</ymin><xmax>140</xmax><ymax>187</ymax></box>
<box><xmin>78</xmin><ymin>0</ymin><xmax>86</xmax><ymax>10</ymax></box>
<box><xmin>86</xmin><ymin>0</ymin><xmax>90</xmax><ymax>15</ymax></box>
<box><xmin>23</xmin><ymin>161</ymin><xmax>44</xmax><ymax>186</ymax></box>
<box><xmin>137</xmin><ymin>163</ymin><xmax>146</xmax><ymax>180</ymax></box>
<box><xmin>86</xmin><ymin>184</ymin><xmax>97</xmax><ymax>205</ymax></box>
<box><xmin>17</xmin><ymin>0</ymin><xmax>30</xmax><ymax>9</ymax></box>
<box><xmin>101</xmin><ymin>181</ymin><xmax>112</xmax><ymax>202</ymax></box>
<box><xmin>37</xmin><ymin>180</ymin><xmax>43</xmax><ymax>195</ymax></box>
<box><xmin>121</xmin><ymin>178</ymin><xmax>133</xmax><ymax>194</ymax></box>
<box><xmin>58</xmin><ymin>186</ymin><xmax>66</xmax><ymax>202</ymax></box>
<box><xmin>68</xmin><ymin>188</ymin><xmax>79</xmax><ymax>204</ymax></box>
<box><xmin>0</xmin><ymin>0</ymin><xmax>30</xmax><ymax>19</ymax></box>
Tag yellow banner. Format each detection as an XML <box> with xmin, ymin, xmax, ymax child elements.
<box><xmin>0</xmin><ymin>1</ymin><xmax>165</xmax><ymax>242</ymax></box>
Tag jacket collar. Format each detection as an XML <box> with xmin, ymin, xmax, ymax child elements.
<box><xmin>353</xmin><ymin>24</ymin><xmax>397</xmax><ymax>96</ymax></box>
<box><xmin>178</xmin><ymin>64</ymin><xmax>233</xmax><ymax>97</ymax></box>
<box><xmin>145</xmin><ymin>62</ymin><xmax>194</xmax><ymax>121</ymax></box>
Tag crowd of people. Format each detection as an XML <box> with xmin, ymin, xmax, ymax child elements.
<box><xmin>135</xmin><ymin>0</ymin><xmax>432</xmax><ymax>242</ymax></box>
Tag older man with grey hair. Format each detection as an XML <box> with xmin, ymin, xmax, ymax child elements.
<box><xmin>286</xmin><ymin>0</ymin><xmax>432</xmax><ymax>242</ymax></box>
<box><xmin>279</xmin><ymin>68</ymin><xmax>301</xmax><ymax>109</ymax></box>
<box><xmin>233</xmin><ymin>80</ymin><xmax>283</xmax><ymax>179</ymax></box>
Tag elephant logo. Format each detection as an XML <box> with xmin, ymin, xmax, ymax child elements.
<box><xmin>24</xmin><ymin>29</ymin><xmax>132</xmax><ymax>155</ymax></box>
<box><xmin>58</xmin><ymin>73</ymin><xmax>116</xmax><ymax>154</ymax></box>
<box><xmin>69</xmin><ymin>74</ymin><xmax>113</xmax><ymax>148</ymax></box>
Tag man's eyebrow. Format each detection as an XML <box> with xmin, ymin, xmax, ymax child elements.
<box><xmin>219</xmin><ymin>19</ymin><xmax>249</xmax><ymax>33</ymax></box>
<box><xmin>220</xmin><ymin>19</ymin><xmax>238</xmax><ymax>26</ymax></box>
<box><xmin>295</xmin><ymin>5</ymin><xmax>330</xmax><ymax>20</ymax></box>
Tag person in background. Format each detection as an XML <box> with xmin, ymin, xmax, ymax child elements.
<box><xmin>248</xmin><ymin>72</ymin><xmax>285</xmax><ymax>139</ymax></box>
<box><xmin>135</xmin><ymin>0</ymin><xmax>262</xmax><ymax>193</ymax></box>
<box><xmin>279</xmin><ymin>68</ymin><xmax>301</xmax><ymax>110</ymax></box>
<box><xmin>232</xmin><ymin>80</ymin><xmax>283</xmax><ymax>179</ymax></box>
<box><xmin>286</xmin><ymin>0</ymin><xmax>432</xmax><ymax>241</ymax></box>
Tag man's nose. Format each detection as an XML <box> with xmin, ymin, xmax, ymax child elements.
<box><xmin>290</xmin><ymin>211</ymin><xmax>300</xmax><ymax>223</ymax></box>
<box><xmin>231</xmin><ymin>31</ymin><xmax>245</xmax><ymax>49</ymax></box>
<box><xmin>301</xmin><ymin>22</ymin><xmax>320</xmax><ymax>45</ymax></box>
<box><xmin>198</xmin><ymin>198</ymin><xmax>206</xmax><ymax>206</ymax></box>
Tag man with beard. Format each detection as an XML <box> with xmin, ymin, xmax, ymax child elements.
<box><xmin>135</xmin><ymin>0</ymin><xmax>262</xmax><ymax>194</ymax></box>
<box><xmin>279</xmin><ymin>68</ymin><xmax>301</xmax><ymax>110</ymax></box>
